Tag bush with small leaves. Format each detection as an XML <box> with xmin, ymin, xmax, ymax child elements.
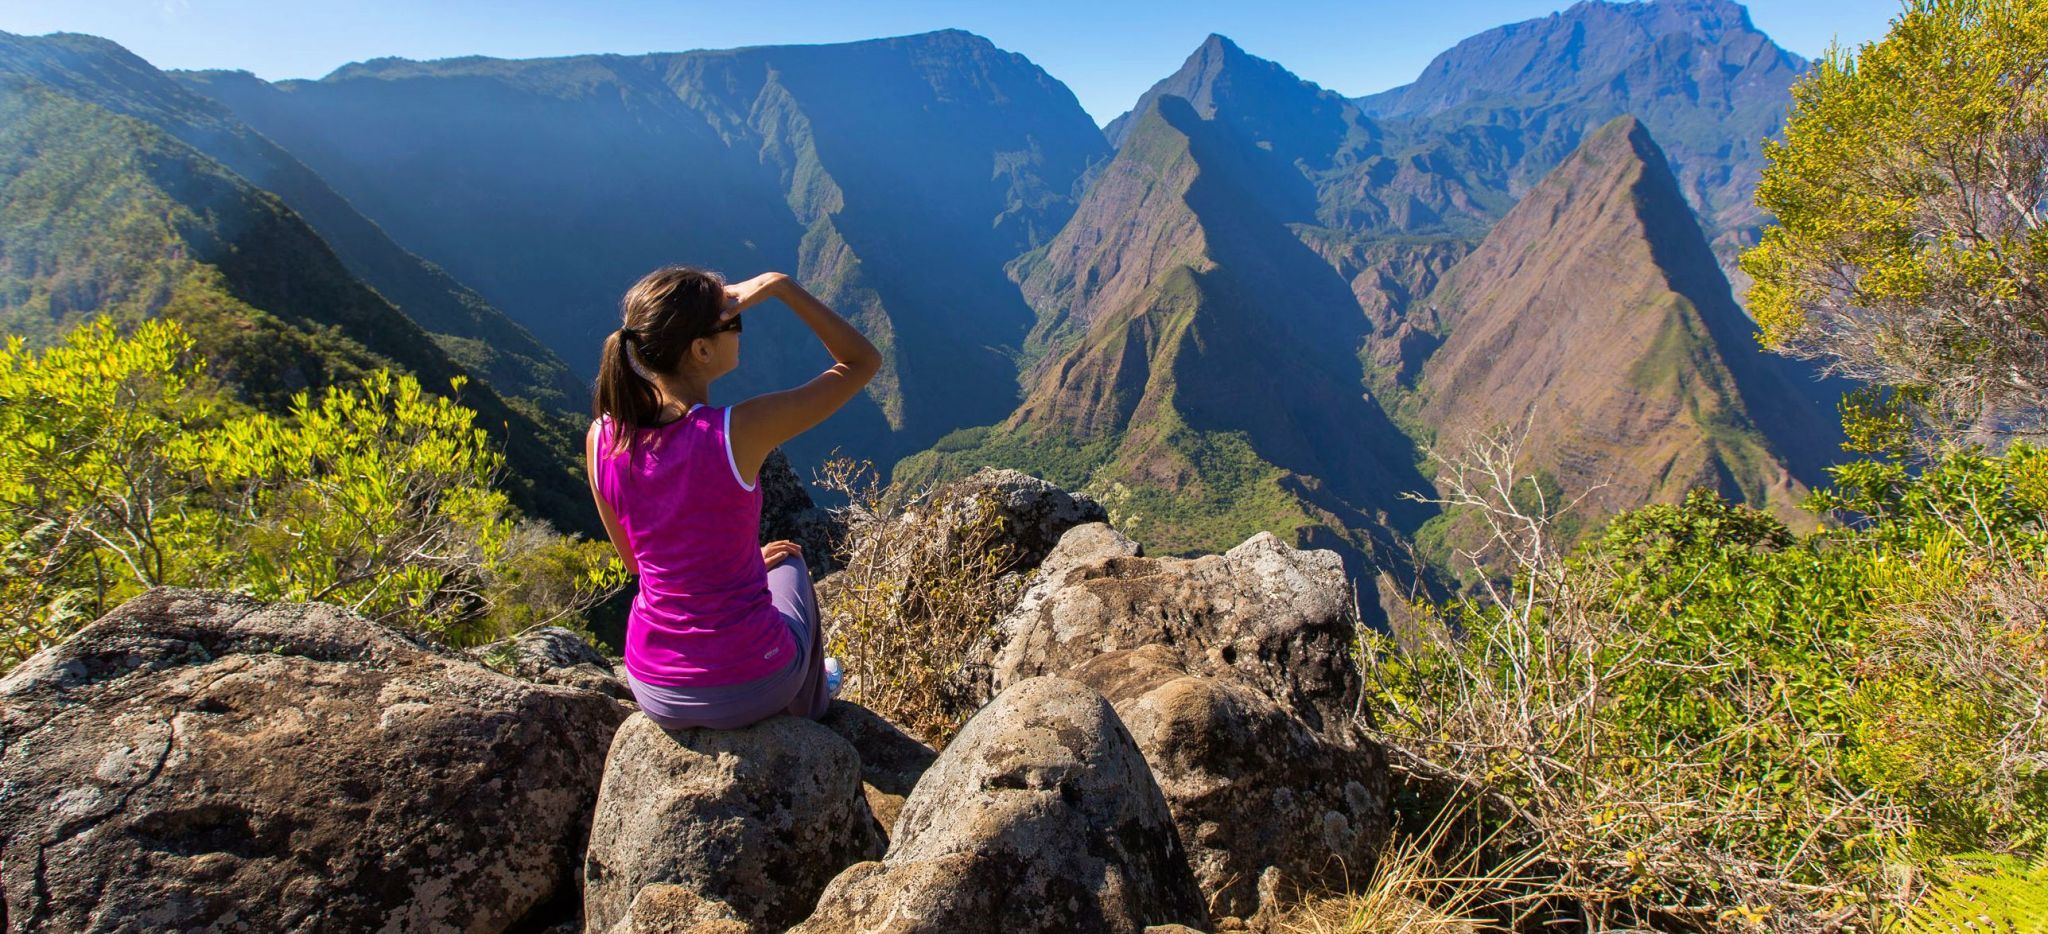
<box><xmin>0</xmin><ymin>318</ymin><xmax>623</xmax><ymax>671</ymax></box>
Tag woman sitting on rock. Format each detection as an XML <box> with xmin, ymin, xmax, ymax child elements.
<box><xmin>586</xmin><ymin>267</ymin><xmax>879</xmax><ymax>729</ymax></box>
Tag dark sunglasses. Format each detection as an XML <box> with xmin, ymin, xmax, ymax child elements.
<box><xmin>708</xmin><ymin>315</ymin><xmax>743</xmax><ymax>336</ymax></box>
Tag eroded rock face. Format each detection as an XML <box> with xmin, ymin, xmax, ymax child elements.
<box><xmin>953</xmin><ymin>521</ymin><xmax>1141</xmax><ymax>708</ymax></box>
<box><xmin>0</xmin><ymin>588</ymin><xmax>625</xmax><ymax>932</ymax></box>
<box><xmin>604</xmin><ymin>884</ymin><xmax>749</xmax><ymax>934</ymax></box>
<box><xmin>791</xmin><ymin>677</ymin><xmax>1208</xmax><ymax>933</ymax></box>
<box><xmin>990</xmin><ymin>529</ymin><xmax>1363</xmax><ymax>738</ymax></box>
<box><xmin>1071</xmin><ymin>645</ymin><xmax>1390</xmax><ymax>919</ymax></box>
<box><xmin>471</xmin><ymin>625</ymin><xmax>630</xmax><ymax>700</ymax></box>
<box><xmin>923</xmin><ymin>468</ymin><xmax>1110</xmax><ymax>573</ymax></box>
<box><xmin>583</xmin><ymin>713</ymin><xmax>884</xmax><ymax>933</ymax></box>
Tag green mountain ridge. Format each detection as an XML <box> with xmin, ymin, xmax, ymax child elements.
<box><xmin>0</xmin><ymin>74</ymin><xmax>594</xmax><ymax>535</ymax></box>
<box><xmin>0</xmin><ymin>31</ymin><xmax>585</xmax><ymax>416</ymax></box>
<box><xmin>901</xmin><ymin>93</ymin><xmax>1437</xmax><ymax>624</ymax></box>
<box><xmin>0</xmin><ymin>2</ymin><xmax>1853</xmax><ymax>604</ymax></box>
<box><xmin>1405</xmin><ymin>116</ymin><xmax>1840</xmax><ymax>557</ymax></box>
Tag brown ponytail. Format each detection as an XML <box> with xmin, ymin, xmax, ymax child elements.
<box><xmin>592</xmin><ymin>266</ymin><xmax>730</xmax><ymax>454</ymax></box>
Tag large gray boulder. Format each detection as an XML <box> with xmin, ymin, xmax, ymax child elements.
<box><xmin>912</xmin><ymin>468</ymin><xmax>1110</xmax><ymax>574</ymax></box>
<box><xmin>951</xmin><ymin>522</ymin><xmax>1141</xmax><ymax>710</ymax></box>
<box><xmin>582</xmin><ymin>713</ymin><xmax>884</xmax><ymax>933</ymax></box>
<box><xmin>791</xmin><ymin>677</ymin><xmax>1208</xmax><ymax>933</ymax></box>
<box><xmin>989</xmin><ymin>529</ymin><xmax>1363</xmax><ymax>738</ymax></box>
<box><xmin>0</xmin><ymin>588</ymin><xmax>625</xmax><ymax>932</ymax></box>
<box><xmin>1071</xmin><ymin>645</ymin><xmax>1390</xmax><ymax>919</ymax></box>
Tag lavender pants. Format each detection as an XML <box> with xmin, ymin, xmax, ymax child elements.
<box><xmin>625</xmin><ymin>560</ymin><xmax>830</xmax><ymax>730</ymax></box>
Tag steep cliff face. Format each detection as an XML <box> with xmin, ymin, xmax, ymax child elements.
<box><xmin>178</xmin><ymin>31</ymin><xmax>1110</xmax><ymax>468</ymax></box>
<box><xmin>1412</xmin><ymin>117</ymin><xmax>1839</xmax><ymax>527</ymax></box>
<box><xmin>0</xmin><ymin>32</ymin><xmax>583</xmax><ymax>415</ymax></box>
<box><xmin>1099</xmin><ymin>35</ymin><xmax>1508</xmax><ymax>243</ymax></box>
<box><xmin>903</xmin><ymin>88</ymin><xmax>1434</xmax><ymax>616</ymax></box>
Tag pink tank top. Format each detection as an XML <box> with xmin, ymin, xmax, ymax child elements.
<box><xmin>592</xmin><ymin>405</ymin><xmax>796</xmax><ymax>687</ymax></box>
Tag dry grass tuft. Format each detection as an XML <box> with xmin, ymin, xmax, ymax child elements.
<box><xmin>815</xmin><ymin>457</ymin><xmax>1026</xmax><ymax>745</ymax></box>
<box><xmin>1276</xmin><ymin>797</ymin><xmax>1539</xmax><ymax>934</ymax></box>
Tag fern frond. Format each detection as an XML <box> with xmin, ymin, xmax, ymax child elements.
<box><xmin>1906</xmin><ymin>853</ymin><xmax>2048</xmax><ymax>934</ymax></box>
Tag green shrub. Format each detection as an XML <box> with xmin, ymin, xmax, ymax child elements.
<box><xmin>1367</xmin><ymin>443</ymin><xmax>2048</xmax><ymax>929</ymax></box>
<box><xmin>0</xmin><ymin>318</ymin><xmax>622</xmax><ymax>670</ymax></box>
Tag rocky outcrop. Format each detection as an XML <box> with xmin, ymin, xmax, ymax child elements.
<box><xmin>1032</xmin><ymin>519</ymin><xmax>1145</xmax><ymax>578</ymax></box>
<box><xmin>758</xmin><ymin>448</ymin><xmax>845</xmax><ymax>578</ymax></box>
<box><xmin>0</xmin><ymin>588</ymin><xmax>625</xmax><ymax>932</ymax></box>
<box><xmin>471</xmin><ymin>625</ymin><xmax>631</xmax><ymax>700</ymax></box>
<box><xmin>583</xmin><ymin>713</ymin><xmax>884</xmax><ymax>933</ymax></box>
<box><xmin>606</xmin><ymin>884</ymin><xmax>749</xmax><ymax>933</ymax></box>
<box><xmin>791</xmin><ymin>677</ymin><xmax>1208</xmax><ymax>933</ymax></box>
<box><xmin>989</xmin><ymin>527</ymin><xmax>1363</xmax><ymax>738</ymax></box>
<box><xmin>1072</xmin><ymin>645</ymin><xmax>1389</xmax><ymax>919</ymax></box>
<box><xmin>921</xmin><ymin>468</ymin><xmax>1110</xmax><ymax>573</ymax></box>
<box><xmin>957</xmin><ymin>523</ymin><xmax>1392</xmax><ymax>920</ymax></box>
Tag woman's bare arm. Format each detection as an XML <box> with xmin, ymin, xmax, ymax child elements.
<box><xmin>727</xmin><ymin>274</ymin><xmax>880</xmax><ymax>482</ymax></box>
<box><xmin>585</xmin><ymin>420</ymin><xmax>638</xmax><ymax>576</ymax></box>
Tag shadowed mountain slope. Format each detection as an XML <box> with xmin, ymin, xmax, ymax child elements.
<box><xmin>1047</xmin><ymin>35</ymin><xmax>1508</xmax><ymax>392</ymax></box>
<box><xmin>1410</xmin><ymin>117</ymin><xmax>1840</xmax><ymax>529</ymax></box>
<box><xmin>0</xmin><ymin>74</ymin><xmax>593</xmax><ymax>533</ymax></box>
<box><xmin>176</xmin><ymin>31</ymin><xmax>1110</xmax><ymax>469</ymax></box>
<box><xmin>0</xmin><ymin>31</ymin><xmax>584</xmax><ymax>415</ymax></box>
<box><xmin>910</xmin><ymin>14</ymin><xmax>1835</xmax><ymax>604</ymax></box>
<box><xmin>1104</xmin><ymin>34</ymin><xmax>1510</xmax><ymax>243</ymax></box>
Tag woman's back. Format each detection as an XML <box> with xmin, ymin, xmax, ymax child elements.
<box><xmin>591</xmin><ymin>405</ymin><xmax>793</xmax><ymax>688</ymax></box>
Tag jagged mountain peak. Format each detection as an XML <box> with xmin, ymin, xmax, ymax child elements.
<box><xmin>1426</xmin><ymin>115</ymin><xmax>1700</xmax><ymax>323</ymax></box>
<box><xmin>1362</xmin><ymin>0</ymin><xmax>1803</xmax><ymax>119</ymax></box>
<box><xmin>1352</xmin><ymin>0</ymin><xmax>1805</xmax><ymax>253</ymax></box>
<box><xmin>1103</xmin><ymin>33</ymin><xmax>1357</xmax><ymax>152</ymax></box>
<box><xmin>1412</xmin><ymin>115</ymin><xmax>1836</xmax><ymax>527</ymax></box>
<box><xmin>1182</xmin><ymin>33</ymin><xmax>1256</xmax><ymax>74</ymax></box>
<box><xmin>1567</xmin><ymin>114</ymin><xmax>1660</xmax><ymax>178</ymax></box>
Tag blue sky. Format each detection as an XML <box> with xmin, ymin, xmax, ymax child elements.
<box><xmin>0</xmin><ymin>0</ymin><xmax>1901</xmax><ymax>125</ymax></box>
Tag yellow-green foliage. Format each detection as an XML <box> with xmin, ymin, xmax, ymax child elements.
<box><xmin>0</xmin><ymin>318</ymin><xmax>622</xmax><ymax>670</ymax></box>
<box><xmin>1908</xmin><ymin>853</ymin><xmax>2048</xmax><ymax>933</ymax></box>
<box><xmin>1742</xmin><ymin>0</ymin><xmax>2048</xmax><ymax>430</ymax></box>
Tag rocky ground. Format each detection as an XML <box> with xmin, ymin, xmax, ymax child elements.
<box><xmin>0</xmin><ymin>469</ymin><xmax>1392</xmax><ymax>933</ymax></box>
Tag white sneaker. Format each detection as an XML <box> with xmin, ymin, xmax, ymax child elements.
<box><xmin>823</xmin><ymin>657</ymin><xmax>845</xmax><ymax>698</ymax></box>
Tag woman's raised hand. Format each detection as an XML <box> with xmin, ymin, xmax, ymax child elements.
<box><xmin>722</xmin><ymin>272</ymin><xmax>790</xmax><ymax>320</ymax></box>
<box><xmin>761</xmin><ymin>539</ymin><xmax>804</xmax><ymax>570</ymax></box>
